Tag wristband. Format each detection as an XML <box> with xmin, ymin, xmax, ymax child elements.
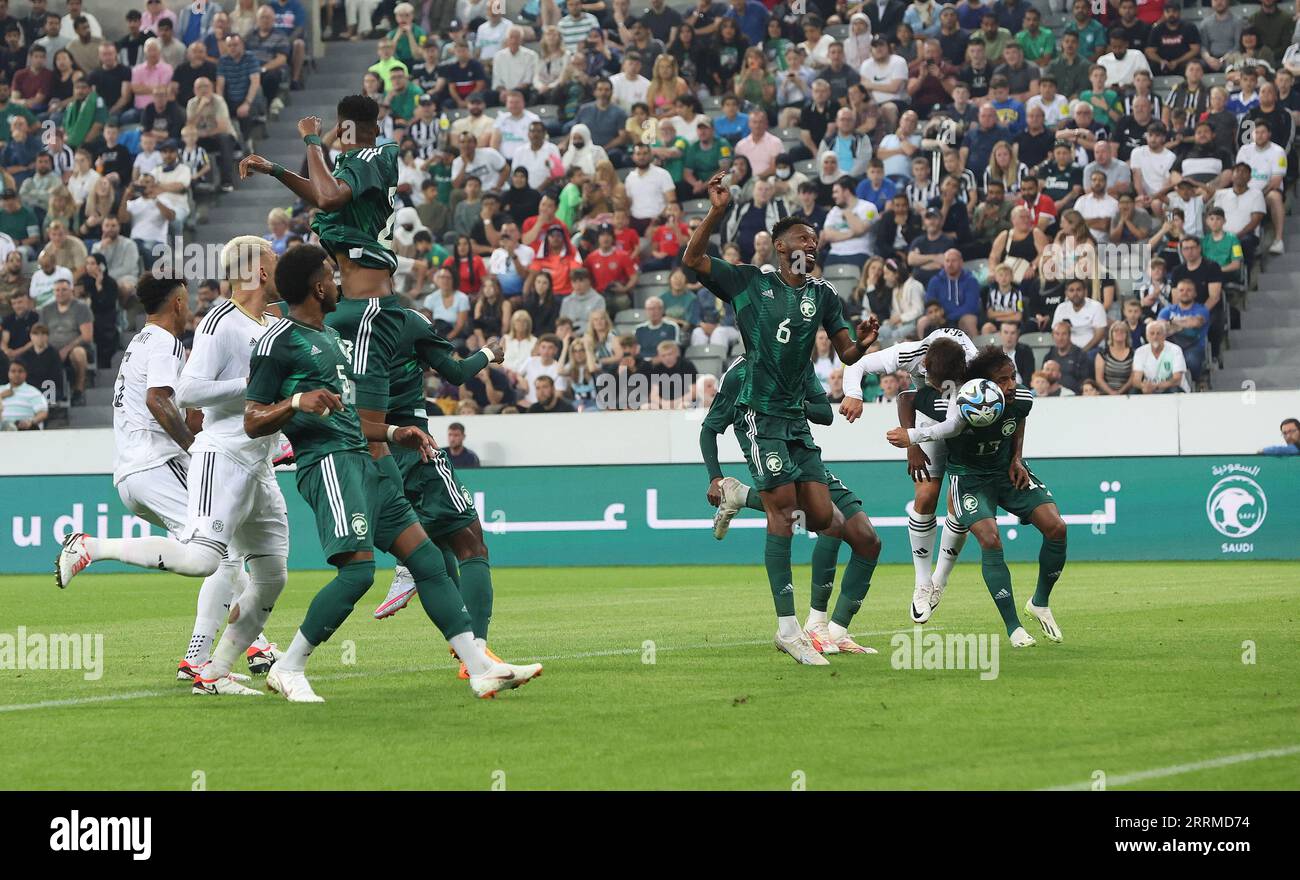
<box><xmin>270</xmin><ymin>162</ymin><xmax>285</xmax><ymax>179</ymax></box>
<box><xmin>291</xmin><ymin>392</ymin><xmax>303</xmax><ymax>411</ymax></box>
<box><xmin>386</xmin><ymin>425</ymin><xmax>399</xmax><ymax>443</ymax></box>
<box><xmin>304</xmin><ymin>134</ymin><xmax>323</xmax><ymax>147</ymax></box>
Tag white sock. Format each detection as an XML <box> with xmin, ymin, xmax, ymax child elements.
<box><xmin>931</xmin><ymin>519</ymin><xmax>969</xmax><ymax>589</ymax></box>
<box><xmin>806</xmin><ymin>609</ymin><xmax>828</xmax><ymax>627</ymax></box>
<box><xmin>908</xmin><ymin>513</ymin><xmax>938</xmax><ymax>585</ymax></box>
<box><xmin>828</xmin><ymin>622</ymin><xmax>848</xmax><ymax>641</ymax></box>
<box><xmin>278</xmin><ymin>629</ymin><xmax>316</xmax><ymax>672</ymax></box>
<box><xmin>186</xmin><ymin>557</ymin><xmax>241</xmax><ymax>664</ymax></box>
<box><xmin>776</xmin><ymin>615</ymin><xmax>801</xmax><ymax>639</ymax></box>
<box><xmin>206</xmin><ymin>556</ymin><xmax>288</xmax><ymax>678</ymax></box>
<box><xmin>450</xmin><ymin>632</ymin><xmax>492</xmax><ymax>676</ymax></box>
<box><xmin>87</xmin><ymin>535</ymin><xmax>222</xmax><ymax>577</ymax></box>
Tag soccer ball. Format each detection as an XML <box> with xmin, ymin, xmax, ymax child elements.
<box><xmin>955</xmin><ymin>378</ymin><xmax>1005</xmax><ymax>428</ymax></box>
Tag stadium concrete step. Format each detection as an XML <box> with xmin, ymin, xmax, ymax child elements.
<box><xmin>1233</xmin><ymin>327</ymin><xmax>1300</xmax><ymax>347</ymax></box>
<box><xmin>1215</xmin><ymin>365</ymin><xmax>1298</xmax><ymax>389</ymax></box>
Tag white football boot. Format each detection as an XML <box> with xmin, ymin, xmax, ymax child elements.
<box><xmin>266</xmin><ymin>666</ymin><xmax>325</xmax><ymax>702</ymax></box>
<box><xmin>803</xmin><ymin>619</ymin><xmax>840</xmax><ymax>654</ymax></box>
<box><xmin>374</xmin><ymin>565</ymin><xmax>417</xmax><ymax>619</ymax></box>
<box><xmin>192</xmin><ymin>670</ymin><xmax>263</xmax><ymax>696</ymax></box>
<box><xmin>928</xmin><ymin>579</ymin><xmax>948</xmax><ymax>615</ymax></box>
<box><xmin>469</xmin><ymin>661</ymin><xmax>544</xmax><ymax>699</ymax></box>
<box><xmin>829</xmin><ymin>634</ymin><xmax>878</xmax><ymax>654</ymax></box>
<box><xmin>910</xmin><ymin>582</ymin><xmax>934</xmax><ymax>623</ymax></box>
<box><xmin>1009</xmin><ymin>626</ymin><xmax>1037</xmax><ymax>648</ymax></box>
<box><xmin>774</xmin><ymin>631</ymin><xmax>830</xmax><ymax>665</ymax></box>
<box><xmin>1024</xmin><ymin>600</ymin><xmax>1063</xmax><ymax>643</ymax></box>
<box><xmin>54</xmin><ymin>532</ymin><xmax>93</xmax><ymax>589</ymax></box>
<box><xmin>712</xmin><ymin>476</ymin><xmax>749</xmax><ymax>540</ymax></box>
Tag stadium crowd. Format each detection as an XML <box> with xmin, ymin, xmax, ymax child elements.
<box><xmin>2</xmin><ymin>0</ymin><xmax>1300</xmax><ymax>429</ymax></box>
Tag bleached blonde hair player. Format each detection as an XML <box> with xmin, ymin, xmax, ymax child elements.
<box><xmin>56</xmin><ymin>235</ymin><xmax>291</xmax><ymax>695</ymax></box>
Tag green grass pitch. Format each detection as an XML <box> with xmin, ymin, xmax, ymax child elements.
<box><xmin>0</xmin><ymin>560</ymin><xmax>1296</xmax><ymax>790</ymax></box>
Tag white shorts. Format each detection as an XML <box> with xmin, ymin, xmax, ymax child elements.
<box><xmin>916</xmin><ymin>410</ymin><xmax>948</xmax><ymax>481</ymax></box>
<box><xmin>116</xmin><ymin>457</ymin><xmax>192</xmax><ymax>536</ymax></box>
<box><xmin>183</xmin><ymin>449</ymin><xmax>289</xmax><ymax>559</ymax></box>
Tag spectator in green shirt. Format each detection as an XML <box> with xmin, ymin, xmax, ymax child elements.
<box><xmin>682</xmin><ymin>117</ymin><xmax>732</xmax><ymax>200</ymax></box>
<box><xmin>0</xmin><ymin>189</ymin><xmax>39</xmax><ymax>256</ymax></box>
<box><xmin>651</xmin><ymin>119</ymin><xmax>689</xmax><ymax>195</ymax></box>
<box><xmin>61</xmin><ymin>75</ymin><xmax>106</xmax><ymax>148</ymax></box>
<box><xmin>1064</xmin><ymin>0</ymin><xmax>1108</xmax><ymax>62</ymax></box>
<box><xmin>387</xmin><ymin>2</ymin><xmax>427</xmax><ymax>68</ymax></box>
<box><xmin>385</xmin><ymin>66</ymin><xmax>423</xmax><ymax>124</ymax></box>
<box><xmin>972</xmin><ymin>13</ymin><xmax>1015</xmax><ymax>65</ymax></box>
<box><xmin>369</xmin><ymin>38</ymin><xmax>409</xmax><ymax>92</ymax></box>
<box><xmin>556</xmin><ymin>165</ymin><xmax>586</xmax><ymax>229</ymax></box>
<box><xmin>1015</xmin><ymin>8</ymin><xmax>1054</xmax><ymax>67</ymax></box>
<box><xmin>1201</xmin><ymin>207</ymin><xmax>1243</xmax><ymax>277</ymax></box>
<box><xmin>0</xmin><ymin>82</ymin><xmax>36</xmax><ymax>148</ymax></box>
<box><xmin>1078</xmin><ymin>64</ymin><xmax>1123</xmax><ymax>127</ymax></box>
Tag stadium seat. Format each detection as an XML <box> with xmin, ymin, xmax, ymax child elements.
<box><xmin>966</xmin><ymin>258</ymin><xmax>989</xmax><ymax>282</ymax></box>
<box><xmin>776</xmin><ymin>127</ymin><xmax>802</xmax><ymax>140</ymax></box>
<box><xmin>823</xmin><ymin>263</ymin><xmax>860</xmax><ymax>280</ymax></box>
<box><xmin>615</xmin><ymin>309</ymin><xmax>646</xmax><ymax>326</ymax></box>
<box><xmin>534</xmin><ymin>104</ymin><xmax>559</xmax><ymax>121</ymax></box>
<box><xmin>827</xmin><ymin>277</ymin><xmax>857</xmax><ymax>302</ymax></box>
<box><xmin>1203</xmin><ymin>72</ymin><xmax>1228</xmax><ymax>89</ymax></box>
<box><xmin>796</xmin><ymin>159</ymin><xmax>816</xmax><ymax>176</ymax></box>
<box><xmin>686</xmin><ymin>343</ymin><xmax>729</xmax><ymax>363</ymax></box>
<box><xmin>638</xmin><ymin>270</ymin><xmax>672</xmax><ymax>288</ymax></box>
<box><xmin>684</xmin><ymin>198</ymin><xmax>710</xmax><ymax>214</ymax></box>
<box><xmin>617</xmin><ymin>166</ymin><xmax>634</xmax><ymax>181</ymax></box>
<box><xmin>976</xmin><ymin>333</ymin><xmax>998</xmax><ymax>348</ymax></box>
<box><xmin>1238</xmin><ymin>4</ymin><xmax>1261</xmax><ymax>19</ymax></box>
<box><xmin>1023</xmin><ymin>331</ymin><xmax>1053</xmax><ymax>350</ymax></box>
<box><xmin>691</xmin><ymin>356</ymin><xmax>724</xmax><ymax>379</ymax></box>
<box><xmin>702</xmin><ymin>95</ymin><xmax>723</xmax><ymax>111</ymax></box>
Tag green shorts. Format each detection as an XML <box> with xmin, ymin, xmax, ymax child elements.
<box><xmin>296</xmin><ymin>450</ymin><xmax>419</xmax><ymax>563</ymax></box>
<box><xmin>390</xmin><ymin>444</ymin><xmax>479</xmax><ymax>540</ymax></box>
<box><xmin>826</xmin><ymin>469</ymin><xmax>863</xmax><ymax>520</ymax></box>
<box><xmin>947</xmin><ymin>465</ymin><xmax>1054</xmax><ymax>529</ymax></box>
<box><xmin>733</xmin><ymin>407</ymin><xmax>828</xmax><ymax>492</ymax></box>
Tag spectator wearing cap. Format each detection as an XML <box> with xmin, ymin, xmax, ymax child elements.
<box><xmin>0</xmin><ymin>360</ymin><xmax>47</xmax><ymax>428</ymax></box>
<box><xmin>152</xmin><ymin>138</ymin><xmax>192</xmax><ymax>236</ymax></box>
<box><xmin>907</xmin><ymin>206</ymin><xmax>956</xmax><ymax>286</ymax></box>
<box><xmin>682</xmin><ymin>117</ymin><xmax>731</xmax><ymax>198</ymax></box>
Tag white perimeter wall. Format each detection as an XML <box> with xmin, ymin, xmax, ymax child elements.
<box><xmin>1</xmin><ymin>390</ymin><xmax>1296</xmax><ymax>474</ymax></box>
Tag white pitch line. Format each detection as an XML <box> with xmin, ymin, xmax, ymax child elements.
<box><xmin>1040</xmin><ymin>744</ymin><xmax>1300</xmax><ymax>791</ymax></box>
<box><xmin>0</xmin><ymin>626</ymin><xmax>931</xmax><ymax>713</ymax></box>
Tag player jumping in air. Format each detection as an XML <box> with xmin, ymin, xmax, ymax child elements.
<box><xmin>683</xmin><ymin>170</ymin><xmax>880</xmax><ymax>666</ymax></box>
<box><xmin>243</xmin><ymin>244</ymin><xmax>541</xmax><ymax>701</ymax></box>
<box><xmin>241</xmin><ymin>96</ymin><xmax>510</xmax><ymax>684</ymax></box>
<box><xmin>886</xmin><ymin>347</ymin><xmax>1068</xmax><ymax>647</ymax></box>
<box><xmin>57</xmin><ymin>243</ymin><xmax>287</xmax><ymax>691</ymax></box>
<box><xmin>840</xmin><ymin>329</ymin><xmax>978</xmax><ymax>623</ymax></box>
<box><xmin>704</xmin><ymin>356</ymin><xmax>881</xmax><ymax>654</ymax></box>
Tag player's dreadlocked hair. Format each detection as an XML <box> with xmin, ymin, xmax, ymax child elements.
<box><xmin>136</xmin><ymin>274</ymin><xmax>186</xmax><ymax>314</ymax></box>
<box><xmin>275</xmin><ymin>244</ymin><xmax>331</xmax><ymax>305</ymax></box>
<box><xmin>337</xmin><ymin>94</ymin><xmax>380</xmax><ymax>133</ymax></box>
<box><xmin>923</xmin><ymin>338</ymin><xmax>967</xmax><ymax>387</ymax></box>
<box><xmin>964</xmin><ymin>345</ymin><xmax>1014</xmax><ymax>382</ymax></box>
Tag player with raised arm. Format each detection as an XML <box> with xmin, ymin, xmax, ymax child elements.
<box><xmin>704</xmin><ymin>356</ymin><xmax>881</xmax><ymax>655</ymax></box>
<box><xmin>840</xmin><ymin>329</ymin><xmax>978</xmax><ymax>624</ymax></box>
<box><xmin>245</xmin><ymin>244</ymin><xmax>541</xmax><ymax>701</ymax></box>
<box><xmin>682</xmin><ymin>170</ymin><xmax>880</xmax><ymax>666</ymax></box>
<box><xmin>371</xmin><ymin>308</ymin><xmax>507</xmax><ymax>679</ymax></box>
<box><xmin>57</xmin><ymin>242</ymin><xmax>287</xmax><ymax>689</ymax></box>
<box><xmin>886</xmin><ymin>347</ymin><xmax>1069</xmax><ymax>646</ymax></box>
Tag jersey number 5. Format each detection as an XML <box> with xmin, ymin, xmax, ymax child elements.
<box><xmin>335</xmin><ymin>365</ymin><xmax>356</xmax><ymax>405</ymax></box>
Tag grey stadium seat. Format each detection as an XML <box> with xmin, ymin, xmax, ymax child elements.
<box><xmin>615</xmin><ymin>308</ymin><xmax>645</xmax><ymax>326</ymax></box>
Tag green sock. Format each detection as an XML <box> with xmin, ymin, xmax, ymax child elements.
<box><xmin>1033</xmin><ymin>539</ymin><xmax>1067</xmax><ymax>607</ymax></box>
<box><xmin>980</xmin><ymin>546</ymin><xmax>1021</xmax><ymax>636</ymax></box>
<box><xmin>764</xmin><ymin>533</ymin><xmax>795</xmax><ymax>617</ymax></box>
<box><xmin>831</xmin><ymin>554</ymin><xmax>877</xmax><ymax>627</ymax></box>
<box><xmin>744</xmin><ymin>487</ymin><xmax>764</xmax><ymax>512</ymax></box>
<box><xmin>405</xmin><ymin>540</ymin><xmax>473</xmax><ymax>639</ymax></box>
<box><xmin>810</xmin><ymin>535</ymin><xmax>841</xmax><ymax>612</ymax></box>
<box><xmin>458</xmin><ymin>556</ymin><xmax>494</xmax><ymax>641</ymax></box>
<box><xmin>440</xmin><ymin>544</ymin><xmax>460</xmax><ymax>588</ymax></box>
<box><xmin>299</xmin><ymin>560</ymin><xmax>375</xmax><ymax>644</ymax></box>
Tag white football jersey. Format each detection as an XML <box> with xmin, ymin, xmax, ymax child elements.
<box><xmin>112</xmin><ymin>323</ymin><xmax>187</xmax><ymax>486</ymax></box>
<box><xmin>182</xmin><ymin>299</ymin><xmax>277</xmax><ymax>472</ymax></box>
<box><xmin>843</xmin><ymin>327</ymin><xmax>979</xmax><ymax>400</ymax></box>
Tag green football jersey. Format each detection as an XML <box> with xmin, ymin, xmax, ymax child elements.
<box><xmin>310</xmin><ymin>142</ymin><xmax>401</xmax><ymax>273</ymax></box>
<box><xmin>703</xmin><ymin>256</ymin><xmax>852</xmax><ymax>419</ymax></box>
<box><xmin>245</xmin><ymin>317</ymin><xmax>366</xmax><ymax>470</ymax></box>
<box><xmin>386</xmin><ymin>309</ymin><xmax>489</xmax><ymax>428</ymax></box>
<box><xmin>325</xmin><ymin>295</ymin><xmax>406</xmax><ymax>414</ymax></box>
<box><xmin>914</xmin><ymin>383</ymin><xmax>1035</xmax><ymax>477</ymax></box>
<box><xmin>702</xmin><ymin>355</ymin><xmax>827</xmax><ymax>434</ymax></box>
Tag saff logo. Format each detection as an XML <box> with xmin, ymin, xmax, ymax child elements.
<box><xmin>1001</xmin><ymin>420</ymin><xmax>1017</xmax><ymax>437</ymax></box>
<box><xmin>765</xmin><ymin>452</ymin><xmax>784</xmax><ymax>474</ymax></box>
<box><xmin>351</xmin><ymin>513</ymin><xmax>369</xmax><ymax>537</ymax></box>
<box><xmin>962</xmin><ymin>494</ymin><xmax>978</xmax><ymax>512</ymax></box>
<box><xmin>799</xmin><ymin>299</ymin><xmax>816</xmax><ymax>319</ymax></box>
<box><xmin>1206</xmin><ymin>475</ymin><xmax>1267</xmax><ymax>538</ymax></box>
